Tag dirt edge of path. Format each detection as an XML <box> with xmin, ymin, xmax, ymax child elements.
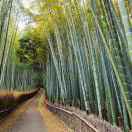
<box><xmin>37</xmin><ymin>95</ymin><xmax>73</xmax><ymax>132</ymax></box>
<box><xmin>0</xmin><ymin>98</ymin><xmax>33</xmax><ymax>132</ymax></box>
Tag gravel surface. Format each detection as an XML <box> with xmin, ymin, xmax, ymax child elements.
<box><xmin>8</xmin><ymin>102</ymin><xmax>47</xmax><ymax>132</ymax></box>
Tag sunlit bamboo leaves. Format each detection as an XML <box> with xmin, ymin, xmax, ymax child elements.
<box><xmin>0</xmin><ymin>0</ymin><xmax>35</xmax><ymax>91</ymax></box>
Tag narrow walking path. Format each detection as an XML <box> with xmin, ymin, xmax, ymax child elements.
<box><xmin>8</xmin><ymin>101</ymin><xmax>47</xmax><ymax>132</ymax></box>
<box><xmin>0</xmin><ymin>96</ymin><xmax>73</xmax><ymax>132</ymax></box>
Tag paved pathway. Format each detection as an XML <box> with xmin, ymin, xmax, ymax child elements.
<box><xmin>8</xmin><ymin>103</ymin><xmax>47</xmax><ymax>132</ymax></box>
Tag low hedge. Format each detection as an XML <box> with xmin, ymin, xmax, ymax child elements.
<box><xmin>0</xmin><ymin>88</ymin><xmax>40</xmax><ymax>119</ymax></box>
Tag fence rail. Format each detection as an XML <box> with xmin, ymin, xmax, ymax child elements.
<box><xmin>46</xmin><ymin>102</ymin><xmax>98</xmax><ymax>132</ymax></box>
<box><xmin>0</xmin><ymin>108</ymin><xmax>13</xmax><ymax>113</ymax></box>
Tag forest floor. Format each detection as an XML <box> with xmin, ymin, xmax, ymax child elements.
<box><xmin>0</xmin><ymin>95</ymin><xmax>72</xmax><ymax>132</ymax></box>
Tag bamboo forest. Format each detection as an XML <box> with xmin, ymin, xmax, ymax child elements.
<box><xmin>0</xmin><ymin>0</ymin><xmax>131</xmax><ymax>132</ymax></box>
